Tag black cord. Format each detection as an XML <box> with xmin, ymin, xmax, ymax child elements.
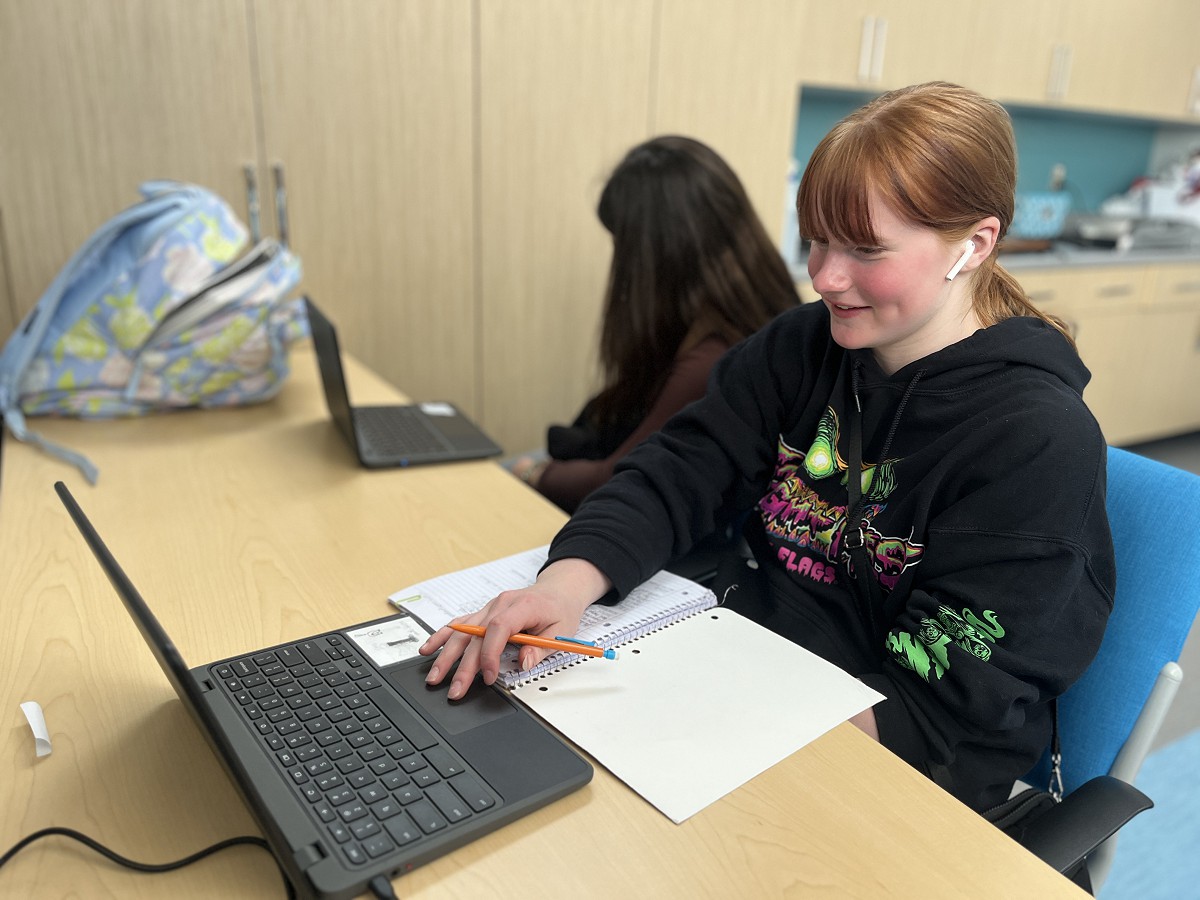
<box><xmin>0</xmin><ymin>827</ymin><xmax>294</xmax><ymax>898</ymax></box>
<box><xmin>370</xmin><ymin>874</ymin><xmax>399</xmax><ymax>899</ymax></box>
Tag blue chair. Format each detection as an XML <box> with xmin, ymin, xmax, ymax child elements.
<box><xmin>1021</xmin><ymin>446</ymin><xmax>1200</xmax><ymax>890</ymax></box>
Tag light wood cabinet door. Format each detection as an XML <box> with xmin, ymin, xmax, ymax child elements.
<box><xmin>654</xmin><ymin>0</ymin><xmax>808</xmax><ymax>242</ymax></box>
<box><xmin>1148</xmin><ymin>263</ymin><xmax>1200</xmax><ymax>311</ymax></box>
<box><xmin>799</xmin><ymin>1</ymin><xmax>974</xmax><ymax>92</ymax></box>
<box><xmin>477</xmin><ymin>0</ymin><xmax>655</xmax><ymax>454</ymax></box>
<box><xmin>252</xmin><ymin>0</ymin><xmax>477</xmax><ymax>416</ymax></box>
<box><xmin>1138</xmin><ymin>264</ymin><xmax>1200</xmax><ymax>437</ymax></box>
<box><xmin>0</xmin><ymin>0</ymin><xmax>260</xmax><ymax>339</ymax></box>
<box><xmin>1072</xmin><ymin>308</ymin><xmax>1146</xmax><ymax>444</ymax></box>
<box><xmin>1016</xmin><ymin>265</ymin><xmax>1150</xmax><ymax>444</ymax></box>
<box><xmin>1057</xmin><ymin>0</ymin><xmax>1200</xmax><ymax>120</ymax></box>
<box><xmin>961</xmin><ymin>1</ymin><xmax>1067</xmax><ymax>104</ymax></box>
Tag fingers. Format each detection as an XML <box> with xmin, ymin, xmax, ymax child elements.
<box><xmin>418</xmin><ymin>592</ymin><xmax>570</xmax><ymax>699</ymax></box>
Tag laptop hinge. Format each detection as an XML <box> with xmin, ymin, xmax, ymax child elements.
<box><xmin>294</xmin><ymin>842</ymin><xmax>325</xmax><ymax>870</ymax></box>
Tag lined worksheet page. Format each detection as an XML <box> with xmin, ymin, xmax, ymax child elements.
<box><xmin>514</xmin><ymin>607</ymin><xmax>885</xmax><ymax>824</ymax></box>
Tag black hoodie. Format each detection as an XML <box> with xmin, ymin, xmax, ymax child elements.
<box><xmin>546</xmin><ymin>301</ymin><xmax>1116</xmax><ymax>813</ymax></box>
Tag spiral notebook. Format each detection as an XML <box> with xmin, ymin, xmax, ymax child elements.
<box><xmin>389</xmin><ymin>545</ymin><xmax>718</xmax><ymax>687</ymax></box>
<box><xmin>388</xmin><ymin>546</ymin><xmax>883</xmax><ymax>823</ymax></box>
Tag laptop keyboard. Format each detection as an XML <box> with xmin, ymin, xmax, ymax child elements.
<box><xmin>213</xmin><ymin>635</ymin><xmax>498</xmax><ymax>866</ymax></box>
<box><xmin>356</xmin><ymin>407</ymin><xmax>446</xmax><ymax>456</ymax></box>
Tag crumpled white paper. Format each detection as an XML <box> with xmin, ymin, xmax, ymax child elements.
<box><xmin>20</xmin><ymin>701</ymin><xmax>52</xmax><ymax>758</ymax></box>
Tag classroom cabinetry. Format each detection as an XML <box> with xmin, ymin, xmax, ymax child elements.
<box><xmin>476</xmin><ymin>0</ymin><xmax>655</xmax><ymax>452</ymax></box>
<box><xmin>959</xmin><ymin>1</ymin><xmax>1068</xmax><ymax>106</ymax></box>
<box><xmin>798</xmin><ymin>1</ymin><xmax>972</xmax><ymax>93</ymax></box>
<box><xmin>800</xmin><ymin>0</ymin><xmax>1200</xmax><ymax>120</ymax></box>
<box><xmin>1054</xmin><ymin>0</ymin><xmax>1200</xmax><ymax>120</ymax></box>
<box><xmin>1138</xmin><ymin>264</ymin><xmax>1200</xmax><ymax>437</ymax></box>
<box><xmin>3</xmin><ymin>1</ymin><xmax>1199</xmax><ymax>458</ymax></box>
<box><xmin>0</xmin><ymin>0</ymin><xmax>261</xmax><ymax>330</ymax></box>
<box><xmin>252</xmin><ymin>0</ymin><xmax>478</xmax><ymax>414</ymax></box>
<box><xmin>1016</xmin><ymin>262</ymin><xmax>1200</xmax><ymax>445</ymax></box>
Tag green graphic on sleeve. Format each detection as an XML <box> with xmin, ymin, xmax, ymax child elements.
<box><xmin>887</xmin><ymin>606</ymin><xmax>1005</xmax><ymax>681</ymax></box>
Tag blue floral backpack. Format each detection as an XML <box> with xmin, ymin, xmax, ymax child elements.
<box><xmin>0</xmin><ymin>181</ymin><xmax>305</xmax><ymax>483</ymax></box>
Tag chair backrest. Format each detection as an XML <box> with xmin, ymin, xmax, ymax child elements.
<box><xmin>1027</xmin><ymin>446</ymin><xmax>1200</xmax><ymax>795</ymax></box>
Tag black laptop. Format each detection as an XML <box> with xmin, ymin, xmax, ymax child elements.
<box><xmin>304</xmin><ymin>298</ymin><xmax>502</xmax><ymax>468</ymax></box>
<box><xmin>55</xmin><ymin>482</ymin><xmax>591</xmax><ymax>900</ymax></box>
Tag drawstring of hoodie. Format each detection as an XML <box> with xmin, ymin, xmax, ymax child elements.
<box><xmin>849</xmin><ymin>360</ymin><xmax>925</xmax><ymax>464</ymax></box>
<box><xmin>843</xmin><ymin>360</ymin><xmax>926</xmax><ymax>635</ymax></box>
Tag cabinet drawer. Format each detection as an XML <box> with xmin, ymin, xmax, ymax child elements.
<box><xmin>1146</xmin><ymin>263</ymin><xmax>1200</xmax><ymax>309</ymax></box>
<box><xmin>1017</xmin><ymin>265</ymin><xmax>1150</xmax><ymax>317</ymax></box>
<box><xmin>1016</xmin><ymin>269</ymin><xmax>1078</xmax><ymax>310</ymax></box>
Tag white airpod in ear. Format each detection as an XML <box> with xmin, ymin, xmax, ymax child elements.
<box><xmin>945</xmin><ymin>240</ymin><xmax>976</xmax><ymax>281</ymax></box>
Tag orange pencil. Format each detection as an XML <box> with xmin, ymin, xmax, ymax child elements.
<box><xmin>448</xmin><ymin>623</ymin><xmax>618</xmax><ymax>660</ymax></box>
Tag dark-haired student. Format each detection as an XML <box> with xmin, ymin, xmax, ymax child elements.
<box><xmin>510</xmin><ymin>135</ymin><xmax>800</xmax><ymax>512</ymax></box>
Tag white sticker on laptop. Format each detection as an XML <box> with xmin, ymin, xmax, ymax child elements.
<box><xmin>418</xmin><ymin>402</ymin><xmax>455</xmax><ymax>417</ymax></box>
<box><xmin>345</xmin><ymin>617</ymin><xmax>429</xmax><ymax>667</ymax></box>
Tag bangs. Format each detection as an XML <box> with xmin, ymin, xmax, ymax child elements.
<box><xmin>796</xmin><ymin>124</ymin><xmax>896</xmax><ymax>248</ymax></box>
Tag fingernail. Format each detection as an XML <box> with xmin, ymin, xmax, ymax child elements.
<box><xmin>448</xmin><ymin>681</ymin><xmax>463</xmax><ymax>700</ymax></box>
<box><xmin>426</xmin><ymin>665</ymin><xmax>440</xmax><ymax>684</ymax></box>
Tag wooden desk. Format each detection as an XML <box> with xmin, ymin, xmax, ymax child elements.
<box><xmin>0</xmin><ymin>343</ymin><xmax>1085</xmax><ymax>899</ymax></box>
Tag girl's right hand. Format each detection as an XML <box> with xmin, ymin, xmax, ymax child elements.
<box><xmin>418</xmin><ymin>557</ymin><xmax>611</xmax><ymax>700</ymax></box>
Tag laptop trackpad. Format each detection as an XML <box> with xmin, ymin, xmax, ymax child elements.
<box><xmin>384</xmin><ymin>658</ymin><xmax>514</xmax><ymax>735</ymax></box>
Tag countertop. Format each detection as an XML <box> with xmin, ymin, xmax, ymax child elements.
<box><xmin>789</xmin><ymin>244</ymin><xmax>1200</xmax><ymax>283</ymax></box>
<box><xmin>997</xmin><ymin>243</ymin><xmax>1200</xmax><ymax>271</ymax></box>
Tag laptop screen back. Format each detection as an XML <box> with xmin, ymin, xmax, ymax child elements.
<box><xmin>304</xmin><ymin>297</ymin><xmax>360</xmax><ymax>447</ymax></box>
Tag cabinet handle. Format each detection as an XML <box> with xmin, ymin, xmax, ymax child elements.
<box><xmin>870</xmin><ymin>17</ymin><xmax>887</xmax><ymax>84</ymax></box>
<box><xmin>858</xmin><ymin>16</ymin><xmax>875</xmax><ymax>83</ymax></box>
<box><xmin>1027</xmin><ymin>290</ymin><xmax>1057</xmax><ymax>304</ymax></box>
<box><xmin>273</xmin><ymin>163</ymin><xmax>290</xmax><ymax>249</ymax></box>
<box><xmin>243</xmin><ymin>164</ymin><xmax>261</xmax><ymax>244</ymax></box>
<box><xmin>1097</xmin><ymin>284</ymin><xmax>1134</xmax><ymax>298</ymax></box>
<box><xmin>1048</xmin><ymin>44</ymin><xmax>1072</xmax><ymax>101</ymax></box>
<box><xmin>1169</xmin><ymin>280</ymin><xmax>1200</xmax><ymax>295</ymax></box>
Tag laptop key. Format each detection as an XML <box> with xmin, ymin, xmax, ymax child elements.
<box><xmin>446</xmin><ymin>772</ymin><xmax>496</xmax><ymax>812</ymax></box>
<box><xmin>313</xmin><ymin>801</ymin><xmax>336</xmax><ymax>823</ymax></box>
<box><xmin>383</xmin><ymin>812</ymin><xmax>421</xmax><ymax>847</ymax></box>
<box><xmin>350</xmin><ymin>819</ymin><xmax>380</xmax><ymax>840</ymax></box>
<box><xmin>362</xmin><ymin>834</ymin><xmax>394</xmax><ymax>859</ymax></box>
<box><xmin>276</xmin><ymin>646</ymin><xmax>304</xmax><ymax>667</ymax></box>
<box><xmin>297</xmin><ymin>640</ymin><xmax>331</xmax><ymax>666</ymax></box>
<box><xmin>370</xmin><ymin>797</ymin><xmax>402</xmax><ymax>821</ymax></box>
<box><xmin>413</xmin><ymin>770</ymin><xmax>440</xmax><ymax>789</ymax></box>
<box><xmin>359</xmin><ymin>785</ymin><xmax>387</xmax><ymax>805</ymax></box>
<box><xmin>365</xmin><ymin>686</ymin><xmax>441</xmax><ymax>750</ymax></box>
<box><xmin>426</xmin><ymin>782</ymin><xmax>472</xmax><ymax>823</ymax></box>
<box><xmin>381</xmin><ymin>771</ymin><xmax>410</xmax><ymax>790</ymax></box>
<box><xmin>406</xmin><ymin>798</ymin><xmax>448</xmax><ymax>834</ymax></box>
<box><xmin>394</xmin><ymin>785</ymin><xmax>422</xmax><ymax>805</ymax></box>
<box><xmin>338</xmin><ymin>801</ymin><xmax>369</xmax><ymax>824</ymax></box>
<box><xmin>424</xmin><ymin>745</ymin><xmax>464</xmax><ymax>778</ymax></box>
